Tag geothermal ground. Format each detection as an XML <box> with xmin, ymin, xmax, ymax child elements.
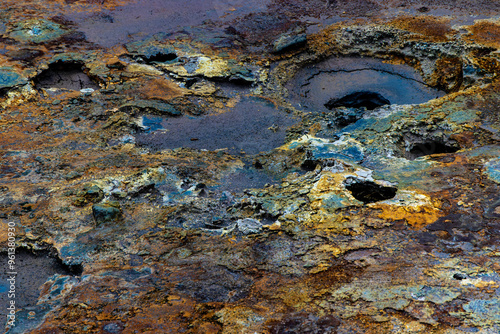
<box><xmin>1</xmin><ymin>0</ymin><xmax>500</xmax><ymax>333</ymax></box>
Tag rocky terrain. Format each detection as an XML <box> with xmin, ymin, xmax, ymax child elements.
<box><xmin>1</xmin><ymin>0</ymin><xmax>500</xmax><ymax>333</ymax></box>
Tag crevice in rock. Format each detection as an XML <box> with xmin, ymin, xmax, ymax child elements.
<box><xmin>344</xmin><ymin>177</ymin><xmax>397</xmax><ymax>203</ymax></box>
<box><xmin>142</xmin><ymin>52</ymin><xmax>177</xmax><ymax>63</ymax></box>
<box><xmin>302</xmin><ymin>68</ymin><xmax>430</xmax><ymax>89</ymax></box>
<box><xmin>34</xmin><ymin>60</ymin><xmax>100</xmax><ymax>91</ymax></box>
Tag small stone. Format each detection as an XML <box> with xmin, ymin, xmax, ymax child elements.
<box><xmin>103</xmin><ymin>322</ymin><xmax>123</xmax><ymax>333</ymax></box>
<box><xmin>264</xmin><ymin>221</ymin><xmax>281</xmax><ymax>231</ymax></box>
<box><xmin>92</xmin><ymin>202</ymin><xmax>122</xmax><ymax>225</ymax></box>
<box><xmin>80</xmin><ymin>88</ymin><xmax>94</xmax><ymax>95</ymax></box>
<box><xmin>237</xmin><ymin>218</ymin><xmax>263</xmax><ymax>235</ymax></box>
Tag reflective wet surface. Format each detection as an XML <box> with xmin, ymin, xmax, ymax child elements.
<box><xmin>136</xmin><ymin>96</ymin><xmax>298</xmax><ymax>155</ymax></box>
<box><xmin>288</xmin><ymin>57</ymin><xmax>445</xmax><ymax>111</ymax></box>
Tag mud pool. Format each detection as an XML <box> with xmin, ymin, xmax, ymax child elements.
<box><xmin>288</xmin><ymin>57</ymin><xmax>445</xmax><ymax>111</ymax></box>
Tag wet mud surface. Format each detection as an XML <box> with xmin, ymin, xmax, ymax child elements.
<box><xmin>136</xmin><ymin>96</ymin><xmax>298</xmax><ymax>155</ymax></box>
<box><xmin>0</xmin><ymin>249</ymin><xmax>79</xmax><ymax>321</ymax></box>
<box><xmin>0</xmin><ymin>0</ymin><xmax>500</xmax><ymax>333</ymax></box>
<box><xmin>288</xmin><ymin>57</ymin><xmax>445</xmax><ymax>111</ymax></box>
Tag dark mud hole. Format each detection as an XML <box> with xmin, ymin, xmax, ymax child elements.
<box><xmin>35</xmin><ymin>61</ymin><xmax>99</xmax><ymax>91</ymax></box>
<box><xmin>345</xmin><ymin>177</ymin><xmax>398</xmax><ymax>203</ymax></box>
<box><xmin>0</xmin><ymin>249</ymin><xmax>80</xmax><ymax>322</ymax></box>
<box><xmin>406</xmin><ymin>140</ymin><xmax>460</xmax><ymax>160</ymax></box>
<box><xmin>288</xmin><ymin>57</ymin><xmax>444</xmax><ymax>111</ymax></box>
<box><xmin>136</xmin><ymin>96</ymin><xmax>297</xmax><ymax>155</ymax></box>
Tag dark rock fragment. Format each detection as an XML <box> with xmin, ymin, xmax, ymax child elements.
<box><xmin>269</xmin><ymin>313</ymin><xmax>340</xmax><ymax>334</ymax></box>
<box><xmin>92</xmin><ymin>202</ymin><xmax>122</xmax><ymax>225</ymax></box>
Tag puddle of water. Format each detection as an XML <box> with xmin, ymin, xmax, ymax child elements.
<box><xmin>0</xmin><ymin>249</ymin><xmax>80</xmax><ymax>320</ymax></box>
<box><xmin>288</xmin><ymin>57</ymin><xmax>445</xmax><ymax>111</ymax></box>
<box><xmin>141</xmin><ymin>115</ymin><xmax>164</xmax><ymax>132</ymax></box>
<box><xmin>135</xmin><ymin>96</ymin><xmax>298</xmax><ymax>155</ymax></box>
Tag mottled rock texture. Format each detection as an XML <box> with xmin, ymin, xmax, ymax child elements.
<box><xmin>1</xmin><ymin>0</ymin><xmax>500</xmax><ymax>333</ymax></box>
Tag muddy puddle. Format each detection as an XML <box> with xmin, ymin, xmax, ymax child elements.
<box><xmin>287</xmin><ymin>57</ymin><xmax>445</xmax><ymax>111</ymax></box>
<box><xmin>0</xmin><ymin>249</ymin><xmax>81</xmax><ymax>322</ymax></box>
<box><xmin>135</xmin><ymin>96</ymin><xmax>298</xmax><ymax>155</ymax></box>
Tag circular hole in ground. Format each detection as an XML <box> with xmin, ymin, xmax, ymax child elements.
<box><xmin>34</xmin><ymin>60</ymin><xmax>100</xmax><ymax>91</ymax></box>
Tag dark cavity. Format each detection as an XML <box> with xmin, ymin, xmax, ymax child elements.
<box><xmin>406</xmin><ymin>140</ymin><xmax>460</xmax><ymax>160</ymax></box>
<box><xmin>325</xmin><ymin>91</ymin><xmax>391</xmax><ymax>110</ymax></box>
<box><xmin>135</xmin><ymin>96</ymin><xmax>297</xmax><ymax>155</ymax></box>
<box><xmin>344</xmin><ymin>177</ymin><xmax>397</xmax><ymax>203</ymax></box>
<box><xmin>34</xmin><ymin>61</ymin><xmax>99</xmax><ymax>91</ymax></box>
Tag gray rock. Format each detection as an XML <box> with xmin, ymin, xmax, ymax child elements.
<box><xmin>237</xmin><ymin>218</ymin><xmax>263</xmax><ymax>235</ymax></box>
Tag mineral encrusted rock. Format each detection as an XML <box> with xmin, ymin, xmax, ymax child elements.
<box><xmin>1</xmin><ymin>0</ymin><xmax>500</xmax><ymax>333</ymax></box>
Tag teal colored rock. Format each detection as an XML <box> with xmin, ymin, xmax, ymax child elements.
<box><xmin>485</xmin><ymin>157</ymin><xmax>500</xmax><ymax>183</ymax></box>
<box><xmin>463</xmin><ymin>298</ymin><xmax>500</xmax><ymax>325</ymax></box>
<box><xmin>0</xmin><ymin>67</ymin><xmax>27</xmax><ymax>90</ymax></box>
<box><xmin>445</xmin><ymin>109</ymin><xmax>479</xmax><ymax>125</ymax></box>
<box><xmin>322</xmin><ymin>193</ymin><xmax>362</xmax><ymax>211</ymax></box>
<box><xmin>8</xmin><ymin>19</ymin><xmax>67</xmax><ymax>43</ymax></box>
<box><xmin>92</xmin><ymin>202</ymin><xmax>122</xmax><ymax>225</ymax></box>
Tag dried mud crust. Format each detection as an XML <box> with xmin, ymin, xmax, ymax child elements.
<box><xmin>0</xmin><ymin>0</ymin><xmax>500</xmax><ymax>333</ymax></box>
